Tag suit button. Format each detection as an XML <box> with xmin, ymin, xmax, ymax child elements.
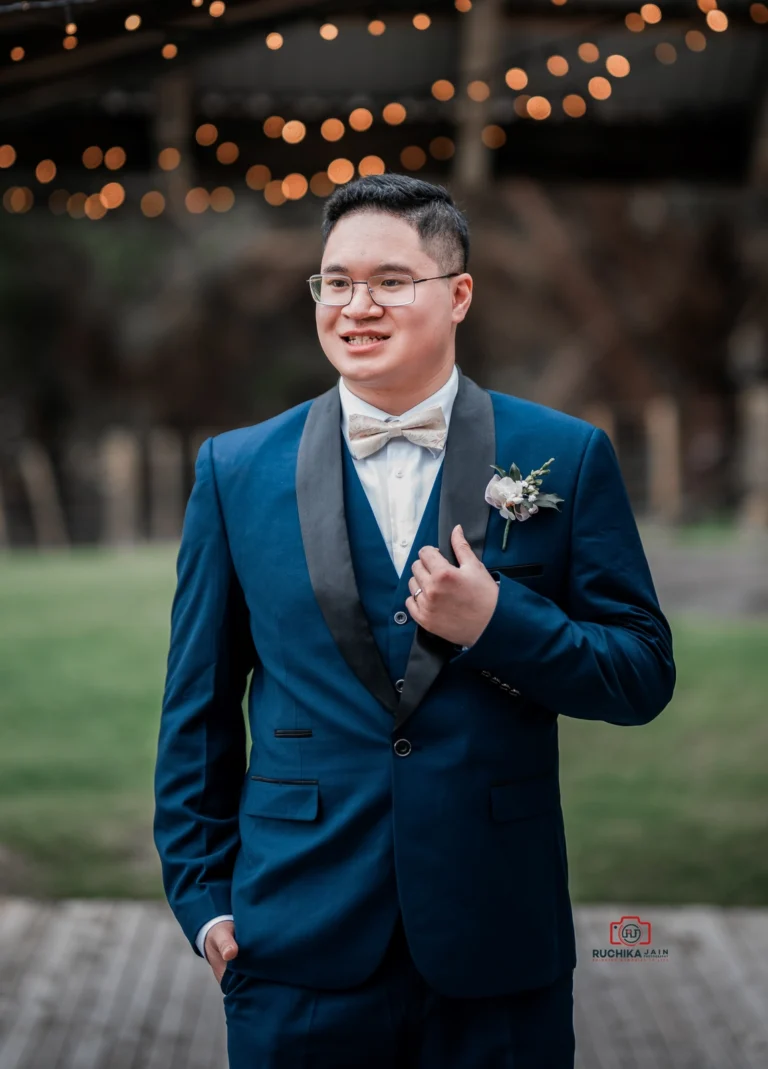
<box><xmin>481</xmin><ymin>670</ymin><xmax>491</xmax><ymax>678</ymax></box>
<box><xmin>395</xmin><ymin>678</ymin><xmax>405</xmax><ymax>693</ymax></box>
<box><xmin>500</xmin><ymin>683</ymin><xmax>510</xmax><ymax>691</ymax></box>
<box><xmin>491</xmin><ymin>677</ymin><xmax>501</xmax><ymax>686</ymax></box>
<box><xmin>393</xmin><ymin>738</ymin><xmax>412</xmax><ymax>757</ymax></box>
<box><xmin>394</xmin><ymin>611</ymin><xmax>408</xmax><ymax>625</ymax></box>
<box><xmin>509</xmin><ymin>688</ymin><xmax>521</xmax><ymax>698</ymax></box>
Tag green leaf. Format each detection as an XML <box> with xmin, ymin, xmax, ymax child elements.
<box><xmin>509</xmin><ymin>462</ymin><xmax>522</xmax><ymax>482</ymax></box>
<box><xmin>490</xmin><ymin>464</ymin><xmax>508</xmax><ymax>478</ymax></box>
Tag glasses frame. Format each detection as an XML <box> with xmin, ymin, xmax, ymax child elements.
<box><xmin>306</xmin><ymin>271</ymin><xmax>461</xmax><ymax>307</ymax></box>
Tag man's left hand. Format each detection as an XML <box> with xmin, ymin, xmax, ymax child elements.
<box><xmin>405</xmin><ymin>524</ymin><xmax>499</xmax><ymax>648</ymax></box>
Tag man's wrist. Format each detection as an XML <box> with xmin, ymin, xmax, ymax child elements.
<box><xmin>195</xmin><ymin>914</ymin><xmax>234</xmax><ymax>960</ymax></box>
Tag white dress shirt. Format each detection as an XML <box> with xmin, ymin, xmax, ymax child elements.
<box><xmin>195</xmin><ymin>364</ymin><xmax>461</xmax><ymax>960</ymax></box>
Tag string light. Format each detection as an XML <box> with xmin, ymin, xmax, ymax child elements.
<box><xmin>546</xmin><ymin>56</ymin><xmax>569</xmax><ymax>76</ymax></box>
<box><xmin>640</xmin><ymin>3</ymin><xmax>662</xmax><ymax>23</ymax></box>
<box><xmin>63</xmin><ymin>35</ymin><xmax>77</xmax><ymax>49</ymax></box>
<box><xmin>455</xmin><ymin>0</ymin><xmax>472</xmax><ymax>10</ymax></box>
<box><xmin>413</xmin><ymin>14</ymin><xmax>430</xmax><ymax>30</ymax></box>
<box><xmin>655</xmin><ymin>43</ymin><xmax>677</xmax><ymax>64</ymax></box>
<box><xmin>321</xmin><ymin>118</ymin><xmax>345</xmax><ymax>141</ymax></box>
<box><xmin>751</xmin><ymin>3</ymin><xmax>768</xmax><ymax>23</ymax></box>
<box><xmin>85</xmin><ymin>193</ymin><xmax>106</xmax><ymax>220</ymax></box>
<box><xmin>210</xmin><ymin>186</ymin><xmax>235</xmax><ymax>211</ymax></box>
<box><xmin>65</xmin><ymin>22</ymin><xmax>76</xmax><ymax>33</ymax></box>
<box><xmin>706</xmin><ymin>9</ymin><xmax>728</xmax><ymax>30</ymax></box>
<box><xmin>185</xmin><ymin>188</ymin><xmax>209</xmax><ymax>213</ymax></box>
<box><xmin>35</xmin><ymin>159</ymin><xmax>57</xmax><ymax>183</ymax></box>
<box><xmin>358</xmin><ymin>156</ymin><xmax>385</xmax><ymax>176</ymax></box>
<box><xmin>282</xmin><ymin>120</ymin><xmax>306</xmax><ymax>144</ymax></box>
<box><xmin>310</xmin><ymin>172</ymin><xmax>335</xmax><ymax>196</ymax></box>
<box><xmin>141</xmin><ymin>191</ymin><xmax>165</xmax><ymax>217</ymax></box>
<box><xmin>209</xmin><ymin>1</ymin><xmax>225</xmax><ymax>16</ymax></box>
<box><xmin>429</xmin><ymin>136</ymin><xmax>455</xmax><ymax>160</ymax></box>
<box><xmin>319</xmin><ymin>23</ymin><xmax>338</xmax><ymax>40</ymax></box>
<box><xmin>625</xmin><ymin>13</ymin><xmax>645</xmax><ymax>32</ymax></box>
<box><xmin>327</xmin><ymin>158</ymin><xmax>354</xmax><ymax>183</ymax></box>
<box><xmin>82</xmin><ymin>146</ymin><xmax>103</xmax><ymax>168</ymax></box>
<box><xmin>245</xmin><ymin>164</ymin><xmax>271</xmax><ymax>189</ymax></box>
<box><xmin>697</xmin><ymin>0</ymin><xmax>717</xmax><ymax>11</ymax></box>
<box><xmin>0</xmin><ymin>146</ymin><xmax>16</xmax><ymax>168</ymax></box>
<box><xmin>367</xmin><ymin>19</ymin><xmax>385</xmax><ymax>35</ymax></box>
<box><xmin>196</xmin><ymin>123</ymin><xmax>218</xmax><ymax>145</ymax></box>
<box><xmin>282</xmin><ymin>174</ymin><xmax>308</xmax><ymax>199</ymax></box>
<box><xmin>10</xmin><ymin>46</ymin><xmax>25</xmax><ymax>60</ymax></box>
<box><xmin>526</xmin><ymin>97</ymin><xmax>551</xmax><ymax>120</ymax></box>
<box><xmin>481</xmin><ymin>125</ymin><xmax>507</xmax><ymax>146</ymax></box>
<box><xmin>67</xmin><ymin>192</ymin><xmax>87</xmax><ymax>218</ymax></box>
<box><xmin>606</xmin><ymin>54</ymin><xmax>630</xmax><ymax>77</ymax></box>
<box><xmin>215</xmin><ymin>141</ymin><xmax>239</xmax><ymax>163</ymax></box>
<box><xmin>588</xmin><ymin>77</ymin><xmax>612</xmax><ymax>100</ymax></box>
<box><xmin>401</xmin><ymin>146</ymin><xmax>427</xmax><ymax>169</ymax></box>
<box><xmin>685</xmin><ymin>29</ymin><xmax>707</xmax><ymax>50</ymax></box>
<box><xmin>382</xmin><ymin>103</ymin><xmax>406</xmax><ymax>125</ymax></box>
<box><xmin>266</xmin><ymin>32</ymin><xmax>283</xmax><ymax>49</ymax></box>
<box><xmin>263</xmin><ymin>116</ymin><xmax>285</xmax><ymax>138</ymax></box>
<box><xmin>158</xmin><ymin>147</ymin><xmax>181</xmax><ymax>170</ymax></box>
<box><xmin>191</xmin><ymin>0</ymin><xmax>203</xmax><ymax>6</ymax></box>
<box><xmin>162</xmin><ymin>44</ymin><xmax>178</xmax><ymax>59</ymax></box>
<box><xmin>264</xmin><ymin>180</ymin><xmax>286</xmax><ymax>206</ymax></box>
<box><xmin>513</xmin><ymin>95</ymin><xmax>531</xmax><ymax>118</ymax></box>
<box><xmin>124</xmin><ymin>14</ymin><xmax>141</xmax><ymax>30</ymax></box>
<box><xmin>431</xmin><ymin>80</ymin><xmax>455</xmax><ymax>101</ymax></box>
<box><xmin>578</xmin><ymin>43</ymin><xmax>599</xmax><ymax>63</ymax></box>
<box><xmin>563</xmin><ymin>94</ymin><xmax>587</xmax><ymax>117</ymax></box>
<box><xmin>505</xmin><ymin>68</ymin><xmax>528</xmax><ymax>90</ymax></box>
<box><xmin>349</xmin><ymin>108</ymin><xmax>373</xmax><ymax>132</ymax></box>
<box><xmin>104</xmin><ymin>147</ymin><xmax>126</xmax><ymax>170</ymax></box>
<box><xmin>467</xmin><ymin>81</ymin><xmax>490</xmax><ymax>102</ymax></box>
<box><xmin>100</xmin><ymin>181</ymin><xmax>125</xmax><ymax>209</ymax></box>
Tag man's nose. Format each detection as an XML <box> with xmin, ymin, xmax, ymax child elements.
<box><xmin>343</xmin><ymin>283</ymin><xmax>383</xmax><ymax>318</ymax></box>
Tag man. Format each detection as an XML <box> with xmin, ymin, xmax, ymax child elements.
<box><xmin>154</xmin><ymin>174</ymin><xmax>675</xmax><ymax>1068</ymax></box>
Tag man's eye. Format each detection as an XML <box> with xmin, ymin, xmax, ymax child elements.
<box><xmin>327</xmin><ymin>279</ymin><xmax>350</xmax><ymax>288</ymax></box>
<box><xmin>380</xmin><ymin>278</ymin><xmax>404</xmax><ymax>287</ymax></box>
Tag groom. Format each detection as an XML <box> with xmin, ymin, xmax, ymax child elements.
<box><xmin>154</xmin><ymin>174</ymin><xmax>675</xmax><ymax>1067</ymax></box>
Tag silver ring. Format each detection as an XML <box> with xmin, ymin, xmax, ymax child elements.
<box><xmin>413</xmin><ymin>587</ymin><xmax>423</xmax><ymax>600</ymax></box>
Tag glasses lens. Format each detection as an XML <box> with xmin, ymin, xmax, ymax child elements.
<box><xmin>368</xmin><ymin>273</ymin><xmax>414</xmax><ymax>306</ymax></box>
<box><xmin>310</xmin><ymin>274</ymin><xmax>352</xmax><ymax>305</ymax></box>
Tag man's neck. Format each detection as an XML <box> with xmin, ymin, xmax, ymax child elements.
<box><xmin>342</xmin><ymin>362</ymin><xmax>455</xmax><ymax>417</ymax></box>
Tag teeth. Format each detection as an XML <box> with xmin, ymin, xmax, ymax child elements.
<box><xmin>345</xmin><ymin>335</ymin><xmax>387</xmax><ymax>343</ymax></box>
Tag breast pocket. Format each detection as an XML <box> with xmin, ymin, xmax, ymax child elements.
<box><xmin>243</xmin><ymin>776</ymin><xmax>320</xmax><ymax>821</ymax></box>
<box><xmin>488</xmin><ymin>562</ymin><xmax>545</xmax><ymax>580</ymax></box>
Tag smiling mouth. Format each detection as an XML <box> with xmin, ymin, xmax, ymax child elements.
<box><xmin>341</xmin><ymin>334</ymin><xmax>391</xmax><ymax>346</ymax></box>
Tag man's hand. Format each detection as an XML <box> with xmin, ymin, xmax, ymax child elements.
<box><xmin>204</xmin><ymin>920</ymin><xmax>239</xmax><ymax>984</ymax></box>
<box><xmin>405</xmin><ymin>523</ymin><xmax>499</xmax><ymax>647</ymax></box>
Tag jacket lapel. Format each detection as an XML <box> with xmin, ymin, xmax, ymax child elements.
<box><xmin>296</xmin><ymin>382</ymin><xmax>400</xmax><ymax>716</ymax></box>
<box><xmin>394</xmin><ymin>368</ymin><xmax>496</xmax><ymax>731</ymax></box>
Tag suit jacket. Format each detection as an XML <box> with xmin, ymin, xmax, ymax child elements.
<box><xmin>153</xmin><ymin>366</ymin><xmax>675</xmax><ymax>998</ymax></box>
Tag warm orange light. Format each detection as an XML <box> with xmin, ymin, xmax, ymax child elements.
<box><xmin>67</xmin><ymin>192</ymin><xmax>87</xmax><ymax>218</ymax></box>
<box><xmin>85</xmin><ymin>193</ymin><xmax>107</xmax><ymax>220</ymax></box>
<box><xmin>319</xmin><ymin>23</ymin><xmax>338</xmax><ymax>40</ymax></box>
<box><xmin>263</xmin><ymin>116</ymin><xmax>285</xmax><ymax>138</ymax></box>
<box><xmin>264</xmin><ymin>180</ymin><xmax>286</xmax><ymax>206</ymax></box>
<box><xmin>162</xmin><ymin>44</ymin><xmax>178</xmax><ymax>59</ymax></box>
<box><xmin>640</xmin><ymin>3</ymin><xmax>662</xmax><ymax>22</ymax></box>
<box><xmin>216</xmin><ymin>141</ymin><xmax>239</xmax><ymax>163</ymax></box>
<box><xmin>35</xmin><ymin>159</ymin><xmax>56</xmax><ymax>183</ymax></box>
<box><xmin>400</xmin><ymin>146</ymin><xmax>427</xmax><ymax>170</ymax></box>
<box><xmin>63</xmin><ymin>36</ymin><xmax>78</xmax><ymax>49</ymax></box>
<box><xmin>481</xmin><ymin>125</ymin><xmax>507</xmax><ymax>147</ymax></box>
<box><xmin>551</xmin><ymin>0</ymin><xmax>568</xmax><ymax>5</ymax></box>
<box><xmin>606</xmin><ymin>54</ymin><xmax>630</xmax><ymax>77</ymax></box>
<box><xmin>105</xmin><ymin>147</ymin><xmax>126</xmax><ymax>170</ymax></box>
<box><xmin>413</xmin><ymin>13</ymin><xmax>431</xmax><ymax>29</ymax></box>
<box><xmin>141</xmin><ymin>191</ymin><xmax>165</xmax><ymax>217</ymax></box>
<box><xmin>429</xmin><ymin>136</ymin><xmax>455</xmax><ymax>160</ymax></box>
<box><xmin>382</xmin><ymin>103</ymin><xmax>407</xmax><ymax>125</ymax></box>
<box><xmin>0</xmin><ymin>145</ymin><xmax>16</xmax><ymax>168</ymax></box>
<box><xmin>655</xmin><ymin>42</ymin><xmax>677</xmax><ymax>64</ymax></box>
<box><xmin>282</xmin><ymin>173</ymin><xmax>308</xmax><ymax>200</ymax></box>
<box><xmin>514</xmin><ymin>95</ymin><xmax>531</xmax><ymax>118</ymax></box>
<box><xmin>368</xmin><ymin>19</ymin><xmax>386</xmax><ymax>35</ymax></box>
<box><xmin>455</xmin><ymin>0</ymin><xmax>472</xmax><ymax>10</ymax></box>
<box><xmin>210</xmin><ymin>186</ymin><xmax>235</xmax><ymax>211</ymax></box>
<box><xmin>625</xmin><ymin>12</ymin><xmax>645</xmax><ymax>31</ymax></box>
<box><xmin>65</xmin><ymin>22</ymin><xmax>76</xmax><ymax>34</ymax></box>
<box><xmin>349</xmin><ymin>108</ymin><xmax>374</xmax><ymax>132</ymax></box>
<box><xmin>578</xmin><ymin>43</ymin><xmax>599</xmax><ymax>63</ymax></box>
<box><xmin>125</xmin><ymin>14</ymin><xmax>141</xmax><ymax>30</ymax></box>
<box><xmin>432</xmin><ymin>80</ymin><xmax>455</xmax><ymax>101</ymax></box>
<box><xmin>526</xmin><ymin>97</ymin><xmax>552</xmax><ymax>120</ymax></box>
<box><xmin>588</xmin><ymin>77</ymin><xmax>612</xmax><ymax>100</ymax></box>
<box><xmin>327</xmin><ymin>158</ymin><xmax>355</xmax><ymax>184</ymax></box>
<box><xmin>546</xmin><ymin>55</ymin><xmax>569</xmax><ymax>76</ymax></box>
<box><xmin>358</xmin><ymin>156</ymin><xmax>386</xmax><ymax>176</ymax></box>
<box><xmin>159</xmin><ymin>147</ymin><xmax>181</xmax><ymax>171</ymax></box>
<box><xmin>246</xmin><ymin>164</ymin><xmax>271</xmax><ymax>190</ymax></box>
<box><xmin>321</xmin><ymin>118</ymin><xmax>345</xmax><ymax>142</ymax></box>
<box><xmin>266</xmin><ymin>32</ymin><xmax>283</xmax><ymax>49</ymax></box>
<box><xmin>563</xmin><ymin>94</ymin><xmax>586</xmax><ymax>117</ymax></box>
<box><xmin>196</xmin><ymin>123</ymin><xmax>218</xmax><ymax>146</ymax></box>
<box><xmin>685</xmin><ymin>29</ymin><xmax>707</xmax><ymax>50</ymax></box>
<box><xmin>82</xmin><ymin>146</ymin><xmax>103</xmax><ymax>169</ymax></box>
<box><xmin>467</xmin><ymin>80</ymin><xmax>490</xmax><ymax>102</ymax></box>
<box><xmin>505</xmin><ymin>68</ymin><xmax>528</xmax><ymax>90</ymax></box>
<box><xmin>185</xmin><ymin>188</ymin><xmax>210</xmax><ymax>213</ymax></box>
<box><xmin>10</xmin><ymin>46</ymin><xmax>25</xmax><ymax>61</ymax></box>
<box><xmin>706</xmin><ymin>9</ymin><xmax>728</xmax><ymax>29</ymax></box>
<box><xmin>697</xmin><ymin>0</ymin><xmax>717</xmax><ymax>11</ymax></box>
<box><xmin>310</xmin><ymin>172</ymin><xmax>335</xmax><ymax>196</ymax></box>
<box><xmin>100</xmin><ymin>182</ymin><xmax>125</xmax><ymax>209</ymax></box>
<box><xmin>751</xmin><ymin>3</ymin><xmax>768</xmax><ymax>23</ymax></box>
<box><xmin>3</xmin><ymin>186</ymin><xmax>33</xmax><ymax>213</ymax></box>
<box><xmin>191</xmin><ymin>0</ymin><xmax>204</xmax><ymax>6</ymax></box>
<box><xmin>209</xmin><ymin>1</ymin><xmax>226</xmax><ymax>16</ymax></box>
<box><xmin>282</xmin><ymin>120</ymin><xmax>307</xmax><ymax>144</ymax></box>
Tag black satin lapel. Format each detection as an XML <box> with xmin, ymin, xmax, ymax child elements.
<box><xmin>395</xmin><ymin>367</ymin><xmax>496</xmax><ymax>732</ymax></box>
<box><xmin>296</xmin><ymin>386</ymin><xmax>399</xmax><ymax>716</ymax></box>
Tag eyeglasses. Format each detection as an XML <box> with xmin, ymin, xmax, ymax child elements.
<box><xmin>307</xmin><ymin>272</ymin><xmax>460</xmax><ymax>307</ymax></box>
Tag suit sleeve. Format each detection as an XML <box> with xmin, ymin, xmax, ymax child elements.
<box><xmin>454</xmin><ymin>427</ymin><xmax>675</xmax><ymax>726</ymax></box>
<box><xmin>153</xmin><ymin>437</ymin><xmax>256</xmax><ymax>955</ymax></box>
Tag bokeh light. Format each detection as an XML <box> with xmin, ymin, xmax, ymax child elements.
<box><xmin>141</xmin><ymin>191</ymin><xmax>166</xmax><ymax>217</ymax></box>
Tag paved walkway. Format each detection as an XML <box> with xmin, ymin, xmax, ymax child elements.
<box><xmin>0</xmin><ymin>899</ymin><xmax>766</xmax><ymax>1068</ymax></box>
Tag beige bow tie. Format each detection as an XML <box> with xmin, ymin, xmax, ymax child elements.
<box><xmin>347</xmin><ymin>405</ymin><xmax>448</xmax><ymax>460</ymax></box>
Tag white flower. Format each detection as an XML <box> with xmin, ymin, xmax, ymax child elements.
<box><xmin>485</xmin><ymin>458</ymin><xmax>563</xmax><ymax>550</ymax></box>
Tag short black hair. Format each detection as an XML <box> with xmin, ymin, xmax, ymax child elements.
<box><xmin>320</xmin><ymin>174</ymin><xmax>470</xmax><ymax>275</ymax></box>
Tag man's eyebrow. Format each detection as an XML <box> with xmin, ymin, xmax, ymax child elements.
<box><xmin>319</xmin><ymin>262</ymin><xmax>415</xmax><ymax>275</ymax></box>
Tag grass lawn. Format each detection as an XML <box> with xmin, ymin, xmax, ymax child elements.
<box><xmin>1</xmin><ymin>545</ymin><xmax>767</xmax><ymax>904</ymax></box>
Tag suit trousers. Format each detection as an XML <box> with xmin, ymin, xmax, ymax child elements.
<box><xmin>221</xmin><ymin>912</ymin><xmax>575</xmax><ymax>1069</ymax></box>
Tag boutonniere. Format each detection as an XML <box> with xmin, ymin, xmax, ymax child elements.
<box><xmin>485</xmin><ymin>458</ymin><xmax>564</xmax><ymax>550</ymax></box>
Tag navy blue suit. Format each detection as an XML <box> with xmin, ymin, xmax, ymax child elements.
<box><xmin>153</xmin><ymin>368</ymin><xmax>675</xmax><ymax>1065</ymax></box>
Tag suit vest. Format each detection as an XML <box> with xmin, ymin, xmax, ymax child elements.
<box><xmin>341</xmin><ymin>435</ymin><xmax>444</xmax><ymax>687</ymax></box>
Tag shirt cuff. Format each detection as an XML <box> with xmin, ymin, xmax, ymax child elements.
<box><xmin>195</xmin><ymin>914</ymin><xmax>234</xmax><ymax>960</ymax></box>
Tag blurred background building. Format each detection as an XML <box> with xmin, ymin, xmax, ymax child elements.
<box><xmin>1</xmin><ymin>0</ymin><xmax>767</xmax><ymax>546</ymax></box>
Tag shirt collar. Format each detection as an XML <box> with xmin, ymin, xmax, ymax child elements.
<box><xmin>338</xmin><ymin>364</ymin><xmax>459</xmax><ymax>456</ymax></box>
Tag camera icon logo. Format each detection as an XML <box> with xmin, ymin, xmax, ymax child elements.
<box><xmin>609</xmin><ymin>915</ymin><xmax>652</xmax><ymax>946</ymax></box>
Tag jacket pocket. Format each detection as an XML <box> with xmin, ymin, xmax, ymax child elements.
<box><xmin>489</xmin><ymin>562</ymin><xmax>545</xmax><ymax>580</ymax></box>
<box><xmin>274</xmin><ymin>728</ymin><xmax>313</xmax><ymax>738</ymax></box>
<box><xmin>244</xmin><ymin>776</ymin><xmax>320</xmax><ymax>821</ymax></box>
<box><xmin>489</xmin><ymin>771</ymin><xmax>560</xmax><ymax>822</ymax></box>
